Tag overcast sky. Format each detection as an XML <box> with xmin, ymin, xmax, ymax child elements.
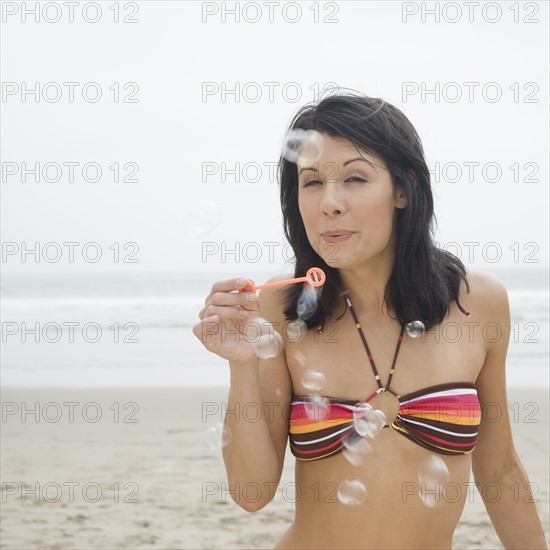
<box><xmin>2</xmin><ymin>0</ymin><xmax>548</xmax><ymax>277</ymax></box>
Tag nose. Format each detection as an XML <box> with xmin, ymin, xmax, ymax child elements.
<box><xmin>320</xmin><ymin>181</ymin><xmax>346</xmax><ymax>217</ymax></box>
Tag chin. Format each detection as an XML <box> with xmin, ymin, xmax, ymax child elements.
<box><xmin>322</xmin><ymin>255</ymin><xmax>352</xmax><ymax>269</ymax></box>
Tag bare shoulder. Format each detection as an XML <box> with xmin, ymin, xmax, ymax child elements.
<box><xmin>462</xmin><ymin>268</ymin><xmax>510</xmax><ymax>320</ymax></box>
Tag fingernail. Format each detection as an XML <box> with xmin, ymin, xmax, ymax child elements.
<box><xmin>237</xmin><ymin>278</ymin><xmax>246</xmax><ymax>287</ymax></box>
<box><xmin>245</xmin><ymin>293</ymin><xmax>256</xmax><ymax>302</ymax></box>
<box><xmin>202</xmin><ymin>315</ymin><xmax>218</xmax><ymax>323</ymax></box>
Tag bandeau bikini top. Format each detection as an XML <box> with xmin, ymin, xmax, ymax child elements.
<box><xmin>289</xmin><ymin>287</ymin><xmax>481</xmax><ymax>461</ymax></box>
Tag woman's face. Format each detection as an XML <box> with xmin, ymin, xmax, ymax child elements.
<box><xmin>297</xmin><ymin>133</ymin><xmax>407</xmax><ymax>270</ymax></box>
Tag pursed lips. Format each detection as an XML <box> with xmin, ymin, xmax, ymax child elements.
<box><xmin>321</xmin><ymin>230</ymin><xmax>356</xmax><ymax>242</ymax></box>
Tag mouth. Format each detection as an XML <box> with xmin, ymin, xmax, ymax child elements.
<box><xmin>321</xmin><ymin>231</ymin><xmax>356</xmax><ymax>243</ymax></box>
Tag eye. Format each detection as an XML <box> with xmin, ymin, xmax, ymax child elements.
<box><xmin>346</xmin><ymin>175</ymin><xmax>367</xmax><ymax>183</ymax></box>
<box><xmin>302</xmin><ymin>179</ymin><xmax>322</xmax><ymax>187</ymax></box>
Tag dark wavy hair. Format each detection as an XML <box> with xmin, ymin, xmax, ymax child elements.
<box><xmin>278</xmin><ymin>92</ymin><xmax>469</xmax><ymax>331</ymax></box>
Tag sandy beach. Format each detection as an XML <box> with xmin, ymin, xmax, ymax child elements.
<box><xmin>1</xmin><ymin>386</ymin><xmax>548</xmax><ymax>549</ymax></box>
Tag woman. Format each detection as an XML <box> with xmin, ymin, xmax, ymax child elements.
<box><xmin>193</xmin><ymin>94</ymin><xmax>547</xmax><ymax>549</ymax></box>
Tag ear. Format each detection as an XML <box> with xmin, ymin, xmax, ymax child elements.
<box><xmin>395</xmin><ymin>171</ymin><xmax>416</xmax><ymax>209</ymax></box>
<box><xmin>395</xmin><ymin>186</ymin><xmax>408</xmax><ymax>209</ymax></box>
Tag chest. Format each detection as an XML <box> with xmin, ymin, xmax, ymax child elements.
<box><xmin>285</xmin><ymin>308</ymin><xmax>486</xmax><ymax>400</ymax></box>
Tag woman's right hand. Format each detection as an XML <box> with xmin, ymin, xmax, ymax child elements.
<box><xmin>192</xmin><ymin>277</ymin><xmax>262</xmax><ymax>365</ymax></box>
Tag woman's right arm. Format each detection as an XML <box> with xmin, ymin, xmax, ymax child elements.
<box><xmin>193</xmin><ymin>276</ymin><xmax>293</xmax><ymax>512</ymax></box>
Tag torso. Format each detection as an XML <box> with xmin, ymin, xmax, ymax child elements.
<box><xmin>275</xmin><ymin>274</ymin><xmax>487</xmax><ymax>549</ymax></box>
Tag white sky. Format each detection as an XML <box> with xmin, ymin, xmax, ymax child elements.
<box><xmin>2</xmin><ymin>0</ymin><xmax>549</xmax><ymax>277</ymax></box>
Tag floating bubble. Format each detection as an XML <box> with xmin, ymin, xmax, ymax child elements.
<box><xmin>337</xmin><ymin>479</ymin><xmax>367</xmax><ymax>506</ymax></box>
<box><xmin>245</xmin><ymin>317</ymin><xmax>283</xmax><ymax>359</ymax></box>
<box><xmin>342</xmin><ymin>434</ymin><xmax>373</xmax><ymax>466</ymax></box>
<box><xmin>184</xmin><ymin>201</ymin><xmax>223</xmax><ymax>239</ymax></box>
<box><xmin>418</xmin><ymin>455</ymin><xmax>450</xmax><ymax>508</ymax></box>
<box><xmin>369</xmin><ymin>409</ymin><xmax>387</xmax><ymax>433</ymax></box>
<box><xmin>203</xmin><ymin>422</ymin><xmax>232</xmax><ymax>451</ymax></box>
<box><xmin>303</xmin><ymin>396</ymin><xmax>331</xmax><ymax>422</ymax></box>
<box><xmin>297</xmin><ymin>130</ymin><xmax>324</xmax><ymax>166</ymax></box>
<box><xmin>302</xmin><ymin>369</ymin><xmax>326</xmax><ymax>392</ymax></box>
<box><xmin>405</xmin><ymin>320</ymin><xmax>425</xmax><ymax>339</ymax></box>
<box><xmin>281</xmin><ymin>128</ymin><xmax>307</xmax><ymax>163</ymax></box>
<box><xmin>285</xmin><ymin>320</ymin><xmax>306</xmax><ymax>342</ymax></box>
<box><xmin>281</xmin><ymin>129</ymin><xmax>324</xmax><ymax>165</ymax></box>
<box><xmin>252</xmin><ymin>332</ymin><xmax>283</xmax><ymax>359</ymax></box>
<box><xmin>353</xmin><ymin>402</ymin><xmax>373</xmax><ymax>421</ymax></box>
<box><xmin>297</xmin><ymin>283</ymin><xmax>321</xmax><ymax>321</ymax></box>
<box><xmin>294</xmin><ymin>350</ymin><xmax>307</xmax><ymax>366</ymax></box>
<box><xmin>352</xmin><ymin>402</ymin><xmax>372</xmax><ymax>437</ymax></box>
<box><xmin>353</xmin><ymin>404</ymin><xmax>385</xmax><ymax>438</ymax></box>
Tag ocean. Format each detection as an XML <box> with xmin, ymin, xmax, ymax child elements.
<box><xmin>1</xmin><ymin>268</ymin><xmax>548</xmax><ymax>388</ymax></box>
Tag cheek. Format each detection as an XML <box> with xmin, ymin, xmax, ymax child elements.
<box><xmin>360</xmin><ymin>196</ymin><xmax>396</xmax><ymax>238</ymax></box>
<box><xmin>298</xmin><ymin>196</ymin><xmax>313</xmax><ymax>225</ymax></box>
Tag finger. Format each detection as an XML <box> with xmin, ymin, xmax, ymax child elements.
<box><xmin>199</xmin><ymin>294</ymin><xmax>259</xmax><ymax>321</ymax></box>
<box><xmin>201</xmin><ymin>314</ymin><xmax>219</xmax><ymax>323</ymax></box>
<box><xmin>198</xmin><ymin>300</ymin><xmax>242</xmax><ymax>320</ymax></box>
<box><xmin>201</xmin><ymin>305</ymin><xmax>250</xmax><ymax>322</ymax></box>
<box><xmin>206</xmin><ymin>290</ymin><xmax>259</xmax><ymax>309</ymax></box>
<box><xmin>204</xmin><ymin>278</ymin><xmax>254</xmax><ymax>305</ymax></box>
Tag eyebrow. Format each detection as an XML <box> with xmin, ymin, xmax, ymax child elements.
<box><xmin>298</xmin><ymin>157</ymin><xmax>378</xmax><ymax>174</ymax></box>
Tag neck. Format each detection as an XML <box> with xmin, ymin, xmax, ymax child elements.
<box><xmin>338</xmin><ymin>262</ymin><xmax>394</xmax><ymax>318</ymax></box>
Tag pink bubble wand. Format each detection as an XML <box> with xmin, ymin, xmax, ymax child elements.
<box><xmin>240</xmin><ymin>267</ymin><xmax>326</xmax><ymax>293</ymax></box>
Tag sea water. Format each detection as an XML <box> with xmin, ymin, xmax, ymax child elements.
<box><xmin>1</xmin><ymin>268</ymin><xmax>548</xmax><ymax>387</ymax></box>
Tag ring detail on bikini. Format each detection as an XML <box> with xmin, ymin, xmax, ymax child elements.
<box><xmin>288</xmin><ymin>284</ymin><xmax>480</xmax><ymax>460</ymax></box>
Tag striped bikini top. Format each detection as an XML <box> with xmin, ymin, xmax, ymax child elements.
<box><xmin>289</xmin><ymin>288</ymin><xmax>481</xmax><ymax>461</ymax></box>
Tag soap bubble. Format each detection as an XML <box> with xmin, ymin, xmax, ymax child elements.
<box><xmin>244</xmin><ymin>317</ymin><xmax>283</xmax><ymax>359</ymax></box>
<box><xmin>294</xmin><ymin>351</ymin><xmax>307</xmax><ymax>366</ymax></box>
<box><xmin>342</xmin><ymin>434</ymin><xmax>373</xmax><ymax>466</ymax></box>
<box><xmin>252</xmin><ymin>332</ymin><xmax>283</xmax><ymax>359</ymax></box>
<box><xmin>184</xmin><ymin>201</ymin><xmax>223</xmax><ymax>239</ymax></box>
<box><xmin>368</xmin><ymin>409</ymin><xmax>387</xmax><ymax>433</ymax></box>
<box><xmin>353</xmin><ymin>404</ymin><xmax>385</xmax><ymax>438</ymax></box>
<box><xmin>418</xmin><ymin>455</ymin><xmax>450</xmax><ymax>508</ymax></box>
<box><xmin>337</xmin><ymin>479</ymin><xmax>367</xmax><ymax>506</ymax></box>
<box><xmin>281</xmin><ymin>129</ymin><xmax>307</xmax><ymax>163</ymax></box>
<box><xmin>302</xmin><ymin>369</ymin><xmax>326</xmax><ymax>392</ymax></box>
<box><xmin>285</xmin><ymin>320</ymin><xmax>306</xmax><ymax>342</ymax></box>
<box><xmin>297</xmin><ymin>283</ymin><xmax>321</xmax><ymax>321</ymax></box>
<box><xmin>203</xmin><ymin>422</ymin><xmax>232</xmax><ymax>451</ymax></box>
<box><xmin>281</xmin><ymin>129</ymin><xmax>324</xmax><ymax>165</ymax></box>
<box><xmin>405</xmin><ymin>320</ymin><xmax>425</xmax><ymax>339</ymax></box>
<box><xmin>353</xmin><ymin>402</ymin><xmax>373</xmax><ymax>420</ymax></box>
<box><xmin>303</xmin><ymin>396</ymin><xmax>331</xmax><ymax>422</ymax></box>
